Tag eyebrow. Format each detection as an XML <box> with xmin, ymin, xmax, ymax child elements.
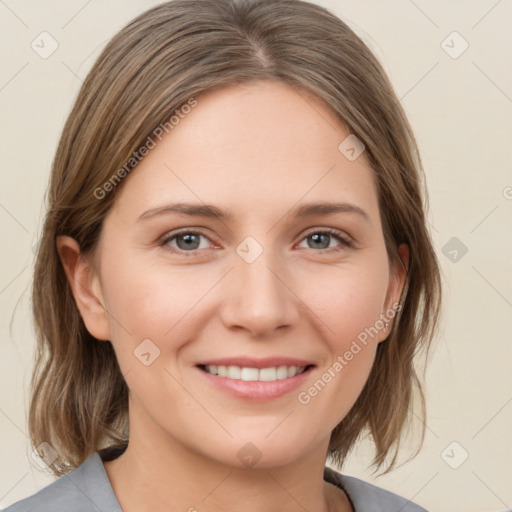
<box><xmin>136</xmin><ymin>201</ymin><xmax>370</xmax><ymax>223</ymax></box>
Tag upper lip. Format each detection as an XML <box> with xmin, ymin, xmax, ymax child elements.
<box><xmin>196</xmin><ymin>357</ymin><xmax>315</xmax><ymax>369</ymax></box>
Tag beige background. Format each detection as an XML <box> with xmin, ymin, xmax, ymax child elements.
<box><xmin>1</xmin><ymin>1</ymin><xmax>511</xmax><ymax>511</ymax></box>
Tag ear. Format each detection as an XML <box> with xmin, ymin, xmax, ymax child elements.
<box><xmin>378</xmin><ymin>243</ymin><xmax>409</xmax><ymax>342</ymax></box>
<box><xmin>56</xmin><ymin>235</ymin><xmax>111</xmax><ymax>341</ymax></box>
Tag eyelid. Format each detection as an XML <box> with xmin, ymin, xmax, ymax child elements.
<box><xmin>159</xmin><ymin>226</ymin><xmax>353</xmax><ymax>255</ymax></box>
<box><xmin>296</xmin><ymin>228</ymin><xmax>354</xmax><ymax>254</ymax></box>
<box><xmin>300</xmin><ymin>227</ymin><xmax>353</xmax><ymax>246</ymax></box>
<box><xmin>158</xmin><ymin>228</ymin><xmax>218</xmax><ymax>255</ymax></box>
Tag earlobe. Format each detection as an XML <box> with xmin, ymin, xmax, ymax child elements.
<box><xmin>389</xmin><ymin>243</ymin><xmax>409</xmax><ymax>306</ymax></box>
<box><xmin>56</xmin><ymin>235</ymin><xmax>111</xmax><ymax>341</ymax></box>
<box><xmin>397</xmin><ymin>243</ymin><xmax>409</xmax><ymax>275</ymax></box>
<box><xmin>379</xmin><ymin>243</ymin><xmax>409</xmax><ymax>343</ymax></box>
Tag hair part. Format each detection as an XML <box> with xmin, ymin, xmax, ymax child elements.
<box><xmin>30</xmin><ymin>0</ymin><xmax>442</xmax><ymax>477</ymax></box>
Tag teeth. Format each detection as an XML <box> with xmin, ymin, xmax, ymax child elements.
<box><xmin>240</xmin><ymin>367</ymin><xmax>259</xmax><ymax>381</ymax></box>
<box><xmin>276</xmin><ymin>365</ymin><xmax>288</xmax><ymax>379</ymax></box>
<box><xmin>203</xmin><ymin>364</ymin><xmax>307</xmax><ymax>381</ymax></box>
<box><xmin>227</xmin><ymin>366</ymin><xmax>241</xmax><ymax>379</ymax></box>
<box><xmin>259</xmin><ymin>367</ymin><xmax>277</xmax><ymax>381</ymax></box>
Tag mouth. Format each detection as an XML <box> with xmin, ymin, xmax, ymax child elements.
<box><xmin>198</xmin><ymin>363</ymin><xmax>315</xmax><ymax>382</ymax></box>
<box><xmin>195</xmin><ymin>359</ymin><xmax>316</xmax><ymax>400</ymax></box>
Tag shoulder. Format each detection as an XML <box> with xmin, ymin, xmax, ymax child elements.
<box><xmin>324</xmin><ymin>466</ymin><xmax>429</xmax><ymax>512</ymax></box>
<box><xmin>3</xmin><ymin>453</ymin><xmax>122</xmax><ymax>512</ymax></box>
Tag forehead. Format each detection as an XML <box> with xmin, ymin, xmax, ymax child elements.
<box><xmin>111</xmin><ymin>80</ymin><xmax>380</xmax><ymax>226</ymax></box>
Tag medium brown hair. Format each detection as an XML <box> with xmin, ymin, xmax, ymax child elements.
<box><xmin>29</xmin><ymin>0</ymin><xmax>442</xmax><ymax>477</ymax></box>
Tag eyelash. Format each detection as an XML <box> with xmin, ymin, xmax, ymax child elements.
<box><xmin>159</xmin><ymin>227</ymin><xmax>353</xmax><ymax>257</ymax></box>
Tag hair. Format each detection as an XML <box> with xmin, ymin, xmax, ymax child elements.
<box><xmin>29</xmin><ymin>0</ymin><xmax>442</xmax><ymax>477</ymax></box>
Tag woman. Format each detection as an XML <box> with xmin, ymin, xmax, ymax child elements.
<box><xmin>5</xmin><ymin>0</ymin><xmax>442</xmax><ymax>510</ymax></box>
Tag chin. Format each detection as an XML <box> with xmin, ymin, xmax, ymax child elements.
<box><xmin>205</xmin><ymin>430</ymin><xmax>322</xmax><ymax>470</ymax></box>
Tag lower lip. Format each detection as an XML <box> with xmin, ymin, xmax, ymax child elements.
<box><xmin>196</xmin><ymin>366</ymin><xmax>315</xmax><ymax>400</ymax></box>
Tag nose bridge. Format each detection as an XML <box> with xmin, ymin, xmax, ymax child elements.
<box><xmin>221</xmin><ymin>235</ymin><xmax>299</xmax><ymax>335</ymax></box>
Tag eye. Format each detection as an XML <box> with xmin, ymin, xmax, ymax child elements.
<box><xmin>297</xmin><ymin>228</ymin><xmax>352</xmax><ymax>252</ymax></box>
<box><xmin>159</xmin><ymin>227</ymin><xmax>352</xmax><ymax>256</ymax></box>
<box><xmin>160</xmin><ymin>229</ymin><xmax>214</xmax><ymax>255</ymax></box>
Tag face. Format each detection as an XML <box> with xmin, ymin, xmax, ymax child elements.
<box><xmin>62</xmin><ymin>80</ymin><xmax>407</xmax><ymax>469</ymax></box>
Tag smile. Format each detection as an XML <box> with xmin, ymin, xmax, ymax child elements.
<box><xmin>200</xmin><ymin>364</ymin><xmax>310</xmax><ymax>381</ymax></box>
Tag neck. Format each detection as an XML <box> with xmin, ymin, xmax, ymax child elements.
<box><xmin>102</xmin><ymin>404</ymin><xmax>352</xmax><ymax>512</ymax></box>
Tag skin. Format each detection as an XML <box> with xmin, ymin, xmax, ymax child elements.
<box><xmin>58</xmin><ymin>80</ymin><xmax>408</xmax><ymax>512</ymax></box>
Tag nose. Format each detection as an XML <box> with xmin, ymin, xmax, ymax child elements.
<box><xmin>219</xmin><ymin>243</ymin><xmax>301</xmax><ymax>338</ymax></box>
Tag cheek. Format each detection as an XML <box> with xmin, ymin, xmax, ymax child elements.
<box><xmin>95</xmin><ymin>243</ymin><xmax>389</xmax><ymax>459</ymax></box>
<box><xmin>291</xmin><ymin>262</ymin><xmax>387</xmax><ymax>423</ymax></box>
<box><xmin>98</xmin><ymin>256</ymin><xmax>213</xmax><ymax>401</ymax></box>
<box><xmin>101</xmin><ymin>253</ymin><xmax>214</xmax><ymax>339</ymax></box>
<box><xmin>101</xmin><ymin>246</ymin><xmax>389</xmax><ymax>358</ymax></box>
<box><xmin>295</xmin><ymin>260</ymin><xmax>388</xmax><ymax>347</ymax></box>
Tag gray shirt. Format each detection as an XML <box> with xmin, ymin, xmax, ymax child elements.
<box><xmin>4</xmin><ymin>452</ymin><xmax>428</xmax><ymax>511</ymax></box>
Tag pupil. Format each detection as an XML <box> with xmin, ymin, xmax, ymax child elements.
<box><xmin>178</xmin><ymin>233</ymin><xmax>199</xmax><ymax>250</ymax></box>
<box><xmin>175</xmin><ymin>233</ymin><xmax>331</xmax><ymax>251</ymax></box>
<box><xmin>310</xmin><ymin>233</ymin><xmax>329</xmax><ymax>249</ymax></box>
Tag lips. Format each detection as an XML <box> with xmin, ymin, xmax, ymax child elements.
<box><xmin>201</xmin><ymin>364</ymin><xmax>310</xmax><ymax>381</ymax></box>
<box><xmin>196</xmin><ymin>357</ymin><xmax>315</xmax><ymax>369</ymax></box>
<box><xmin>194</xmin><ymin>356</ymin><xmax>316</xmax><ymax>399</ymax></box>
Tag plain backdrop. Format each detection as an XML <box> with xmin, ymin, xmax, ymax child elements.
<box><xmin>1</xmin><ymin>1</ymin><xmax>511</xmax><ymax>511</ymax></box>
